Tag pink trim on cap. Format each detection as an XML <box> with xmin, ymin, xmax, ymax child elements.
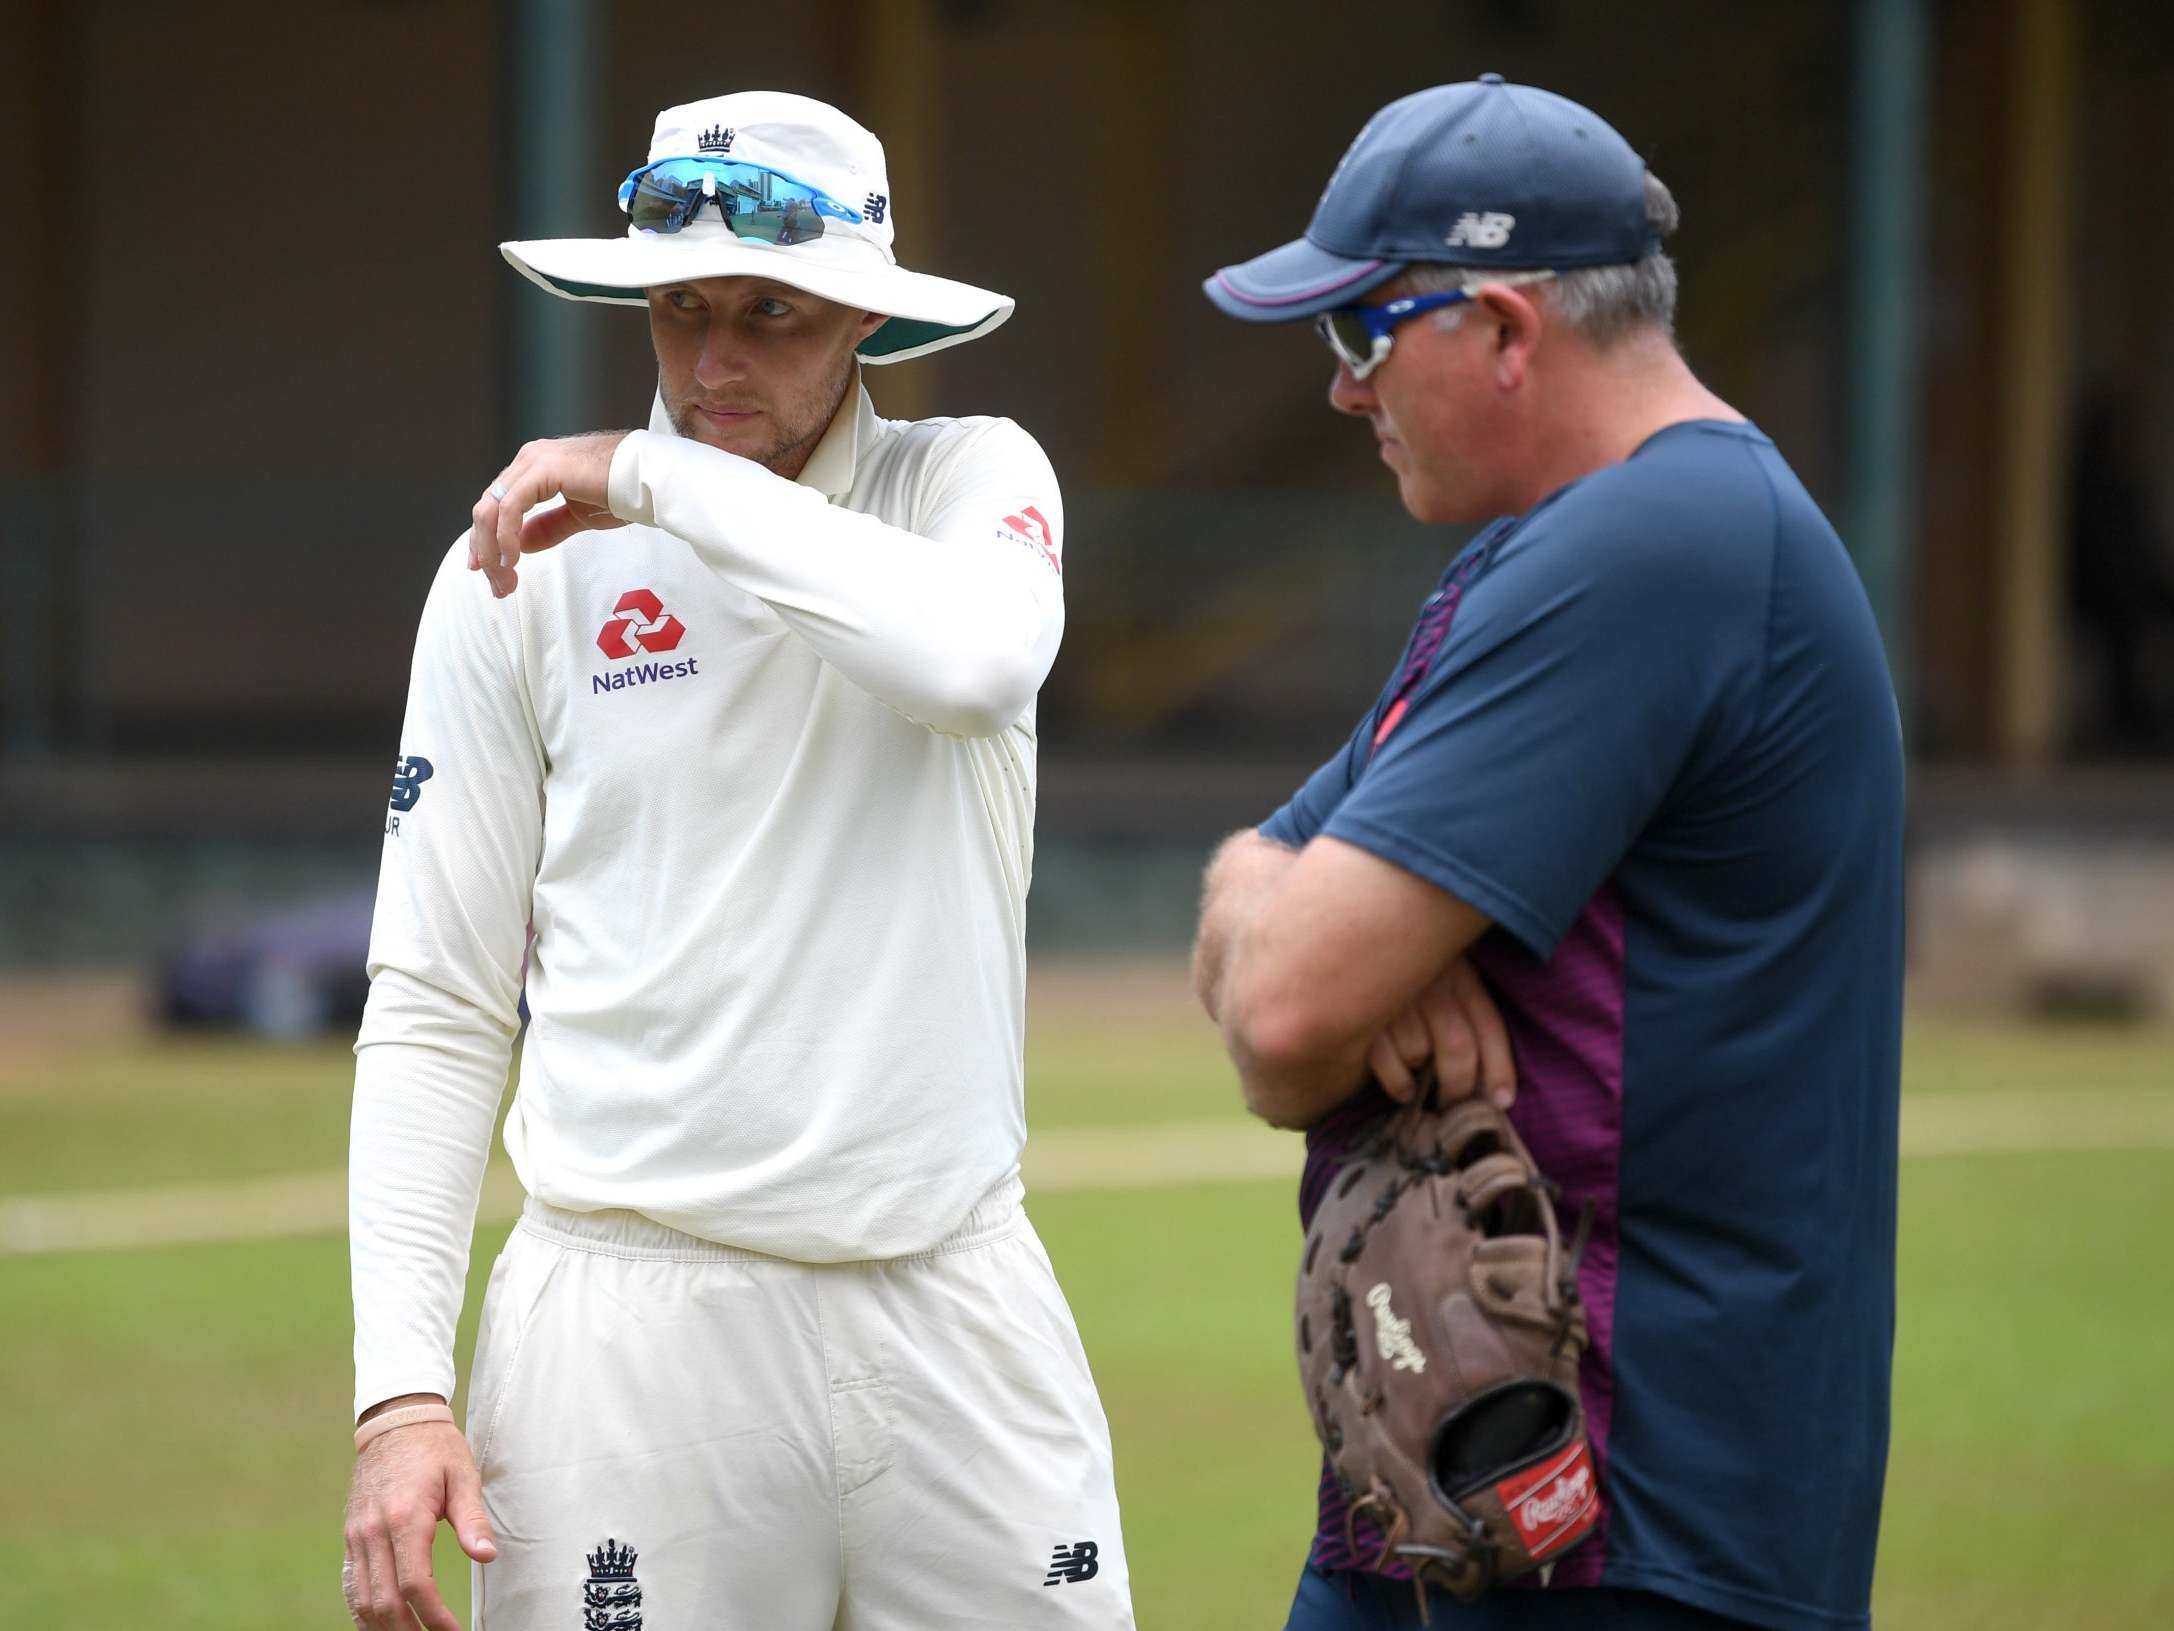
<box><xmin>1213</xmin><ymin>258</ymin><xmax>1387</xmax><ymax>306</ymax></box>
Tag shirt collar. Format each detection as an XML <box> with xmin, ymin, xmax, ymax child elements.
<box><xmin>645</xmin><ymin>364</ymin><xmax>873</xmax><ymax>501</ymax></box>
<box><xmin>795</xmin><ymin>364</ymin><xmax>873</xmax><ymax>500</ymax></box>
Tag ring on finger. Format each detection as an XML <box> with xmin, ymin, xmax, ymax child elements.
<box><xmin>488</xmin><ymin>481</ymin><xmax>511</xmax><ymax>502</ymax></box>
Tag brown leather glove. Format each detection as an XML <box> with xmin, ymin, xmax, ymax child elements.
<box><xmin>1297</xmin><ymin>1092</ymin><xmax>1598</xmax><ymax>1616</ymax></box>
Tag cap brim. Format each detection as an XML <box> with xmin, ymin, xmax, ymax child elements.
<box><xmin>500</xmin><ymin>231</ymin><xmax>1012</xmax><ymax>363</ymax></box>
<box><xmin>1203</xmin><ymin>235</ymin><xmax>1401</xmax><ymax>323</ymax></box>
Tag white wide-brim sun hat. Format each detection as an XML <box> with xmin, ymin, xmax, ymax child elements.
<box><xmin>501</xmin><ymin>91</ymin><xmax>1011</xmax><ymax>365</ymax></box>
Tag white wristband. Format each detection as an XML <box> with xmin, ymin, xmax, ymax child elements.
<box><xmin>353</xmin><ymin>1401</ymin><xmax>456</xmax><ymax>1452</ymax></box>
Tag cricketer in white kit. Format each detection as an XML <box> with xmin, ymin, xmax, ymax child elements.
<box><xmin>341</xmin><ymin>91</ymin><xmax>1134</xmax><ymax>1631</ymax></box>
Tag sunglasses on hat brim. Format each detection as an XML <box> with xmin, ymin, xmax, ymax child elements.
<box><xmin>1317</xmin><ymin>270</ymin><xmax>1557</xmax><ymax>380</ymax></box>
<box><xmin>617</xmin><ymin>157</ymin><xmax>864</xmax><ymax>247</ymax></box>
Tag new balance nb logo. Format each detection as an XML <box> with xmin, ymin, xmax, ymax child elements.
<box><xmin>864</xmin><ymin>192</ymin><xmax>888</xmax><ymax>224</ymax></box>
<box><xmin>388</xmin><ymin>755</ymin><xmax>434</xmax><ymax>812</ymax></box>
<box><xmin>1444</xmin><ymin>210</ymin><xmax>1515</xmax><ymax>249</ymax></box>
<box><xmin>1043</xmin><ymin>1540</ymin><xmax>1100</xmax><ymax>1586</ymax></box>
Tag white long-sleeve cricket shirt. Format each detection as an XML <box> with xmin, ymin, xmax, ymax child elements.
<box><xmin>349</xmin><ymin>377</ymin><xmax>1066</xmax><ymax>1415</ymax></box>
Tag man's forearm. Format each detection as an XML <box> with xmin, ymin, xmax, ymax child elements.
<box><xmin>1218</xmin><ymin>895</ymin><xmax>1371</xmax><ymax>1131</ymax></box>
<box><xmin>1215</xmin><ymin>834</ymin><xmax>1497</xmax><ymax>1129</ymax></box>
<box><xmin>607</xmin><ymin>430</ymin><xmax>1063</xmax><ymax>736</ymax></box>
<box><xmin>350</xmin><ymin>1009</ymin><xmax>512</xmax><ymax>1421</ymax></box>
<box><xmin>1191</xmin><ymin>828</ymin><xmax>1299</xmax><ymax>1021</ymax></box>
<box><xmin>1194</xmin><ymin>829</ymin><xmax>1371</xmax><ymax>1128</ymax></box>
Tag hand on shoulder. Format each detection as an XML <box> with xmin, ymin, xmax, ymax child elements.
<box><xmin>468</xmin><ymin>432</ymin><xmax>636</xmax><ymax>599</ymax></box>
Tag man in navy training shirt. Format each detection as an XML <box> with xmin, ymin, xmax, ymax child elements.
<box><xmin>1190</xmin><ymin>77</ymin><xmax>1904</xmax><ymax>1631</ymax></box>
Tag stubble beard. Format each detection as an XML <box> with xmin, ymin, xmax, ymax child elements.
<box><xmin>668</xmin><ymin>354</ymin><xmax>855</xmax><ymax>479</ymax></box>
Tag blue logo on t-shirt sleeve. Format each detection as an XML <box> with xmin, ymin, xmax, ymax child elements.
<box><xmin>389</xmin><ymin>755</ymin><xmax>434</xmax><ymax>812</ymax></box>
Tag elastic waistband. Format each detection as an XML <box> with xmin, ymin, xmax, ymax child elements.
<box><xmin>516</xmin><ymin>1172</ymin><xmax>1025</xmax><ymax>1265</ymax></box>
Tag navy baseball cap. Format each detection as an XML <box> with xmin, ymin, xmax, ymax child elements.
<box><xmin>1205</xmin><ymin>75</ymin><xmax>1657</xmax><ymax>323</ymax></box>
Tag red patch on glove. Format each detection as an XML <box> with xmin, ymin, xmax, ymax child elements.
<box><xmin>1497</xmin><ymin>1439</ymin><xmax>1599</xmax><ymax>1561</ymax></box>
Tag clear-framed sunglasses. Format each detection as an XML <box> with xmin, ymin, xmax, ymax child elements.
<box><xmin>1317</xmin><ymin>270</ymin><xmax>1558</xmax><ymax>379</ymax></box>
<box><xmin>617</xmin><ymin>157</ymin><xmax>865</xmax><ymax>247</ymax></box>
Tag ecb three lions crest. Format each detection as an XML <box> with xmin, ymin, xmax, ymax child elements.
<box><xmin>582</xmin><ymin>1538</ymin><xmax>642</xmax><ymax>1630</ymax></box>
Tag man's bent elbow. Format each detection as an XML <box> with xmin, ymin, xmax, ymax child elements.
<box><xmin>1189</xmin><ymin>936</ymin><xmax>1218</xmax><ymax>1016</ymax></box>
<box><xmin>1225</xmin><ymin>962</ymin><xmax>1351</xmax><ymax>1066</ymax></box>
<box><xmin>917</xmin><ymin>650</ymin><xmax>1040</xmax><ymax>737</ymax></box>
<box><xmin>1226</xmin><ymin>1003</ymin><xmax>1347</xmax><ymax>1129</ymax></box>
<box><xmin>1239</xmin><ymin>1071</ymin><xmax>1319</xmax><ymax>1131</ymax></box>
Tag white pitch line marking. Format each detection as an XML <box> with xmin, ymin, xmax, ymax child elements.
<box><xmin>3</xmin><ymin>1090</ymin><xmax>2171</xmax><ymax>1257</ymax></box>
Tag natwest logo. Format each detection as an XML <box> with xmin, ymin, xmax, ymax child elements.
<box><xmin>998</xmin><ymin>506</ymin><xmax>1061</xmax><ymax>574</ymax></box>
<box><xmin>598</xmin><ymin>589</ymin><xmax>686</xmax><ymax>660</ymax></box>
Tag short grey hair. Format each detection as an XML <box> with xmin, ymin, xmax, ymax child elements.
<box><xmin>1403</xmin><ymin>171</ymin><xmax>1681</xmax><ymax>348</ymax></box>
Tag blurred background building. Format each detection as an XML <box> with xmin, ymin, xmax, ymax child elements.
<box><xmin>3</xmin><ymin>0</ymin><xmax>2172</xmax><ymax>1011</ymax></box>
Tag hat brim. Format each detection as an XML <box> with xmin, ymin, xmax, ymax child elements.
<box><xmin>1203</xmin><ymin>235</ymin><xmax>1401</xmax><ymax>323</ymax></box>
<box><xmin>500</xmin><ymin>232</ymin><xmax>1012</xmax><ymax>363</ymax></box>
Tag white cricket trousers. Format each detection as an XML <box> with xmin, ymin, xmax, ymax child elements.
<box><xmin>466</xmin><ymin>1179</ymin><xmax>1135</xmax><ymax>1629</ymax></box>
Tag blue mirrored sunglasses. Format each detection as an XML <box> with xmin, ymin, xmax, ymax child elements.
<box><xmin>1317</xmin><ymin>271</ymin><xmax>1558</xmax><ymax>379</ymax></box>
<box><xmin>617</xmin><ymin>157</ymin><xmax>864</xmax><ymax>247</ymax></box>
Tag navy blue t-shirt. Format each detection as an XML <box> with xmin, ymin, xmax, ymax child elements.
<box><xmin>1263</xmin><ymin>421</ymin><xmax>1904</xmax><ymax>1631</ymax></box>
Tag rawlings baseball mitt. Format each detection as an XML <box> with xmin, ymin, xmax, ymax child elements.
<box><xmin>1296</xmin><ymin>1090</ymin><xmax>1597</xmax><ymax>1612</ymax></box>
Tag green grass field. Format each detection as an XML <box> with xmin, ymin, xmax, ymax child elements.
<box><xmin>2</xmin><ymin>969</ymin><xmax>2170</xmax><ymax>1628</ymax></box>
